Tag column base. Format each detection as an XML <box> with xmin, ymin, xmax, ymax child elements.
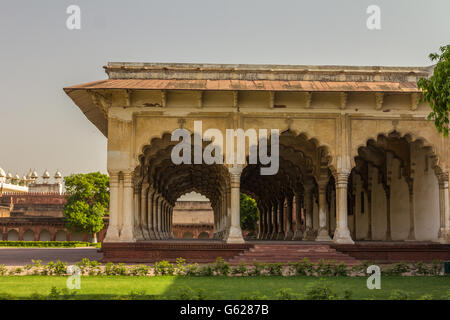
<box><xmin>276</xmin><ymin>232</ymin><xmax>285</xmax><ymax>240</ymax></box>
<box><xmin>147</xmin><ymin>229</ymin><xmax>157</xmax><ymax>240</ymax></box>
<box><xmin>142</xmin><ymin>226</ymin><xmax>152</xmax><ymax>240</ymax></box>
<box><xmin>103</xmin><ymin>226</ymin><xmax>120</xmax><ymax>242</ymax></box>
<box><xmin>315</xmin><ymin>228</ymin><xmax>332</xmax><ymax>241</ymax></box>
<box><xmin>302</xmin><ymin>228</ymin><xmax>315</xmax><ymax>241</ymax></box>
<box><xmin>292</xmin><ymin>230</ymin><xmax>303</xmax><ymax>240</ymax></box>
<box><xmin>134</xmin><ymin>226</ymin><xmax>145</xmax><ymax>241</ymax></box>
<box><xmin>284</xmin><ymin>230</ymin><xmax>294</xmax><ymax>240</ymax></box>
<box><xmin>226</xmin><ymin>226</ymin><xmax>245</xmax><ymax>244</ymax></box>
<box><xmin>119</xmin><ymin>226</ymin><xmax>135</xmax><ymax>242</ymax></box>
<box><xmin>333</xmin><ymin>227</ymin><xmax>354</xmax><ymax>244</ymax></box>
<box><xmin>438</xmin><ymin>228</ymin><xmax>450</xmax><ymax>243</ymax></box>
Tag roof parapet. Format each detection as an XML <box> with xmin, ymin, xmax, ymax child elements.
<box><xmin>104</xmin><ymin>62</ymin><xmax>433</xmax><ymax>83</ymax></box>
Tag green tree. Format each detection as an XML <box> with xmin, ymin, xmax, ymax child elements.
<box><xmin>240</xmin><ymin>193</ymin><xmax>258</xmax><ymax>236</ymax></box>
<box><xmin>63</xmin><ymin>172</ymin><xmax>109</xmax><ymax>243</ymax></box>
<box><xmin>417</xmin><ymin>45</ymin><xmax>450</xmax><ymax>136</ymax></box>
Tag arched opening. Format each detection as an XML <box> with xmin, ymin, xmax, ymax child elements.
<box><xmin>353</xmin><ymin>131</ymin><xmax>444</xmax><ymax>241</ymax></box>
<box><xmin>241</xmin><ymin>130</ymin><xmax>334</xmax><ymax>241</ymax></box>
<box><xmin>133</xmin><ymin>132</ymin><xmax>229</xmax><ymax>240</ymax></box>
<box><xmin>198</xmin><ymin>232</ymin><xmax>210</xmax><ymax>239</ymax></box>
<box><xmin>39</xmin><ymin>230</ymin><xmax>51</xmax><ymax>241</ymax></box>
<box><xmin>55</xmin><ymin>230</ymin><xmax>67</xmax><ymax>241</ymax></box>
<box><xmin>172</xmin><ymin>191</ymin><xmax>214</xmax><ymax>240</ymax></box>
<box><xmin>182</xmin><ymin>232</ymin><xmax>194</xmax><ymax>239</ymax></box>
<box><xmin>240</xmin><ymin>193</ymin><xmax>258</xmax><ymax>239</ymax></box>
<box><xmin>22</xmin><ymin>229</ymin><xmax>35</xmax><ymax>241</ymax></box>
<box><xmin>7</xmin><ymin>229</ymin><xmax>19</xmax><ymax>241</ymax></box>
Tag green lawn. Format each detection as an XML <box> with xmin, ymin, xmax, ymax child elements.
<box><xmin>0</xmin><ymin>276</ymin><xmax>448</xmax><ymax>300</ymax></box>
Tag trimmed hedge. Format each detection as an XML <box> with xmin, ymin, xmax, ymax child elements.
<box><xmin>0</xmin><ymin>241</ymin><xmax>100</xmax><ymax>248</ymax></box>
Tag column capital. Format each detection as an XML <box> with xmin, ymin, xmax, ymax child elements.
<box><xmin>438</xmin><ymin>172</ymin><xmax>449</xmax><ymax>188</ymax></box>
<box><xmin>334</xmin><ymin>172</ymin><xmax>349</xmax><ymax>188</ymax></box>
<box><xmin>228</xmin><ymin>163</ymin><xmax>243</xmax><ymax>176</ymax></box>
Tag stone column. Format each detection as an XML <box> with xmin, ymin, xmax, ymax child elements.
<box><xmin>260</xmin><ymin>204</ymin><xmax>267</xmax><ymax>239</ymax></box>
<box><xmin>164</xmin><ymin>201</ymin><xmax>169</xmax><ymax>238</ymax></box>
<box><xmin>270</xmin><ymin>202</ymin><xmax>278</xmax><ymax>239</ymax></box>
<box><xmin>256</xmin><ymin>205</ymin><xmax>262</xmax><ymax>239</ymax></box>
<box><xmin>226</xmin><ymin>165</ymin><xmax>244</xmax><ymax>244</ymax></box>
<box><xmin>141</xmin><ymin>184</ymin><xmax>151</xmax><ymax>239</ymax></box>
<box><xmin>276</xmin><ymin>197</ymin><xmax>285</xmax><ymax>240</ymax></box>
<box><xmin>316</xmin><ymin>181</ymin><xmax>332</xmax><ymax>241</ymax></box>
<box><xmin>163</xmin><ymin>200</ymin><xmax>168</xmax><ymax>239</ymax></box>
<box><xmin>169</xmin><ymin>205</ymin><xmax>174</xmax><ymax>238</ymax></box>
<box><xmin>213</xmin><ymin>207</ymin><xmax>218</xmax><ymax>238</ymax></box>
<box><xmin>265</xmin><ymin>204</ymin><xmax>271</xmax><ymax>239</ymax></box>
<box><xmin>285</xmin><ymin>195</ymin><xmax>294</xmax><ymax>240</ymax></box>
<box><xmin>153</xmin><ymin>194</ymin><xmax>161</xmax><ymax>240</ymax></box>
<box><xmin>146</xmin><ymin>189</ymin><xmax>156</xmax><ymax>239</ymax></box>
<box><xmin>407</xmin><ymin>181</ymin><xmax>416</xmax><ymax>240</ymax></box>
<box><xmin>104</xmin><ymin>172</ymin><xmax>120</xmax><ymax>242</ymax></box>
<box><xmin>438</xmin><ymin>173</ymin><xmax>450</xmax><ymax>243</ymax></box>
<box><xmin>293</xmin><ymin>192</ymin><xmax>303</xmax><ymax>240</ymax></box>
<box><xmin>119</xmin><ymin>171</ymin><xmax>135</xmax><ymax>242</ymax></box>
<box><xmin>303</xmin><ymin>185</ymin><xmax>315</xmax><ymax>240</ymax></box>
<box><xmin>160</xmin><ymin>200</ymin><xmax>165</xmax><ymax>239</ymax></box>
<box><xmin>134</xmin><ymin>185</ymin><xmax>145</xmax><ymax>240</ymax></box>
<box><xmin>157</xmin><ymin>196</ymin><xmax>163</xmax><ymax>239</ymax></box>
<box><xmin>263</xmin><ymin>204</ymin><xmax>270</xmax><ymax>239</ymax></box>
<box><xmin>215</xmin><ymin>201</ymin><xmax>220</xmax><ymax>238</ymax></box>
<box><xmin>366</xmin><ymin>189</ymin><xmax>373</xmax><ymax>240</ymax></box>
<box><xmin>366</xmin><ymin>164</ymin><xmax>373</xmax><ymax>240</ymax></box>
<box><xmin>333</xmin><ymin>172</ymin><xmax>354</xmax><ymax>244</ymax></box>
<box><xmin>384</xmin><ymin>185</ymin><xmax>392</xmax><ymax>241</ymax></box>
<box><xmin>223</xmin><ymin>187</ymin><xmax>232</xmax><ymax>240</ymax></box>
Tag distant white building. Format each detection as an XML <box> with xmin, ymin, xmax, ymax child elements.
<box><xmin>0</xmin><ymin>167</ymin><xmax>63</xmax><ymax>194</ymax></box>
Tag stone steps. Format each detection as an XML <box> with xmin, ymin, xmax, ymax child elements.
<box><xmin>227</xmin><ymin>244</ymin><xmax>360</xmax><ymax>265</ymax></box>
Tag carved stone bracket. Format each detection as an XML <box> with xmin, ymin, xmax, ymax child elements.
<box><xmin>340</xmin><ymin>92</ymin><xmax>347</xmax><ymax>110</ymax></box>
<box><xmin>305</xmin><ymin>92</ymin><xmax>312</xmax><ymax>108</ymax></box>
<box><xmin>375</xmin><ymin>92</ymin><xmax>384</xmax><ymax>110</ymax></box>
<box><xmin>411</xmin><ymin>93</ymin><xmax>419</xmax><ymax>111</ymax></box>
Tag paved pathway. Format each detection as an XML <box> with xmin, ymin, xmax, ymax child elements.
<box><xmin>0</xmin><ymin>248</ymin><xmax>102</xmax><ymax>266</ymax></box>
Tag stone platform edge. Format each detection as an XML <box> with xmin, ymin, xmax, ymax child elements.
<box><xmin>330</xmin><ymin>243</ymin><xmax>450</xmax><ymax>262</ymax></box>
<box><xmin>102</xmin><ymin>241</ymin><xmax>253</xmax><ymax>263</ymax></box>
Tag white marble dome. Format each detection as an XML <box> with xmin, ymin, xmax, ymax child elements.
<box><xmin>54</xmin><ymin>170</ymin><xmax>62</xmax><ymax>179</ymax></box>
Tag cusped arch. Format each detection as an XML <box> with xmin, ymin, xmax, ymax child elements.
<box><xmin>279</xmin><ymin>129</ymin><xmax>335</xmax><ymax>174</ymax></box>
<box><xmin>352</xmin><ymin>129</ymin><xmax>445</xmax><ymax>175</ymax></box>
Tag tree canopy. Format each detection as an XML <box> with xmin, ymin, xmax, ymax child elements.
<box><xmin>63</xmin><ymin>172</ymin><xmax>109</xmax><ymax>240</ymax></box>
<box><xmin>417</xmin><ymin>45</ymin><xmax>450</xmax><ymax>136</ymax></box>
<box><xmin>240</xmin><ymin>193</ymin><xmax>258</xmax><ymax>236</ymax></box>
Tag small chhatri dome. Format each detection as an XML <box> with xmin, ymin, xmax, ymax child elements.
<box><xmin>6</xmin><ymin>172</ymin><xmax>12</xmax><ymax>179</ymax></box>
<box><xmin>0</xmin><ymin>167</ymin><xmax>5</xmax><ymax>177</ymax></box>
<box><xmin>14</xmin><ymin>173</ymin><xmax>20</xmax><ymax>180</ymax></box>
<box><xmin>27</xmin><ymin>169</ymin><xmax>33</xmax><ymax>178</ymax></box>
<box><xmin>43</xmin><ymin>170</ymin><xmax>50</xmax><ymax>178</ymax></box>
<box><xmin>31</xmin><ymin>170</ymin><xmax>38</xmax><ymax>179</ymax></box>
<box><xmin>54</xmin><ymin>169</ymin><xmax>62</xmax><ymax>179</ymax></box>
<box><xmin>22</xmin><ymin>175</ymin><xmax>27</xmax><ymax>181</ymax></box>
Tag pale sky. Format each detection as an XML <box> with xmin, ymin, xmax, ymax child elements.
<box><xmin>0</xmin><ymin>0</ymin><xmax>449</xmax><ymax>178</ymax></box>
